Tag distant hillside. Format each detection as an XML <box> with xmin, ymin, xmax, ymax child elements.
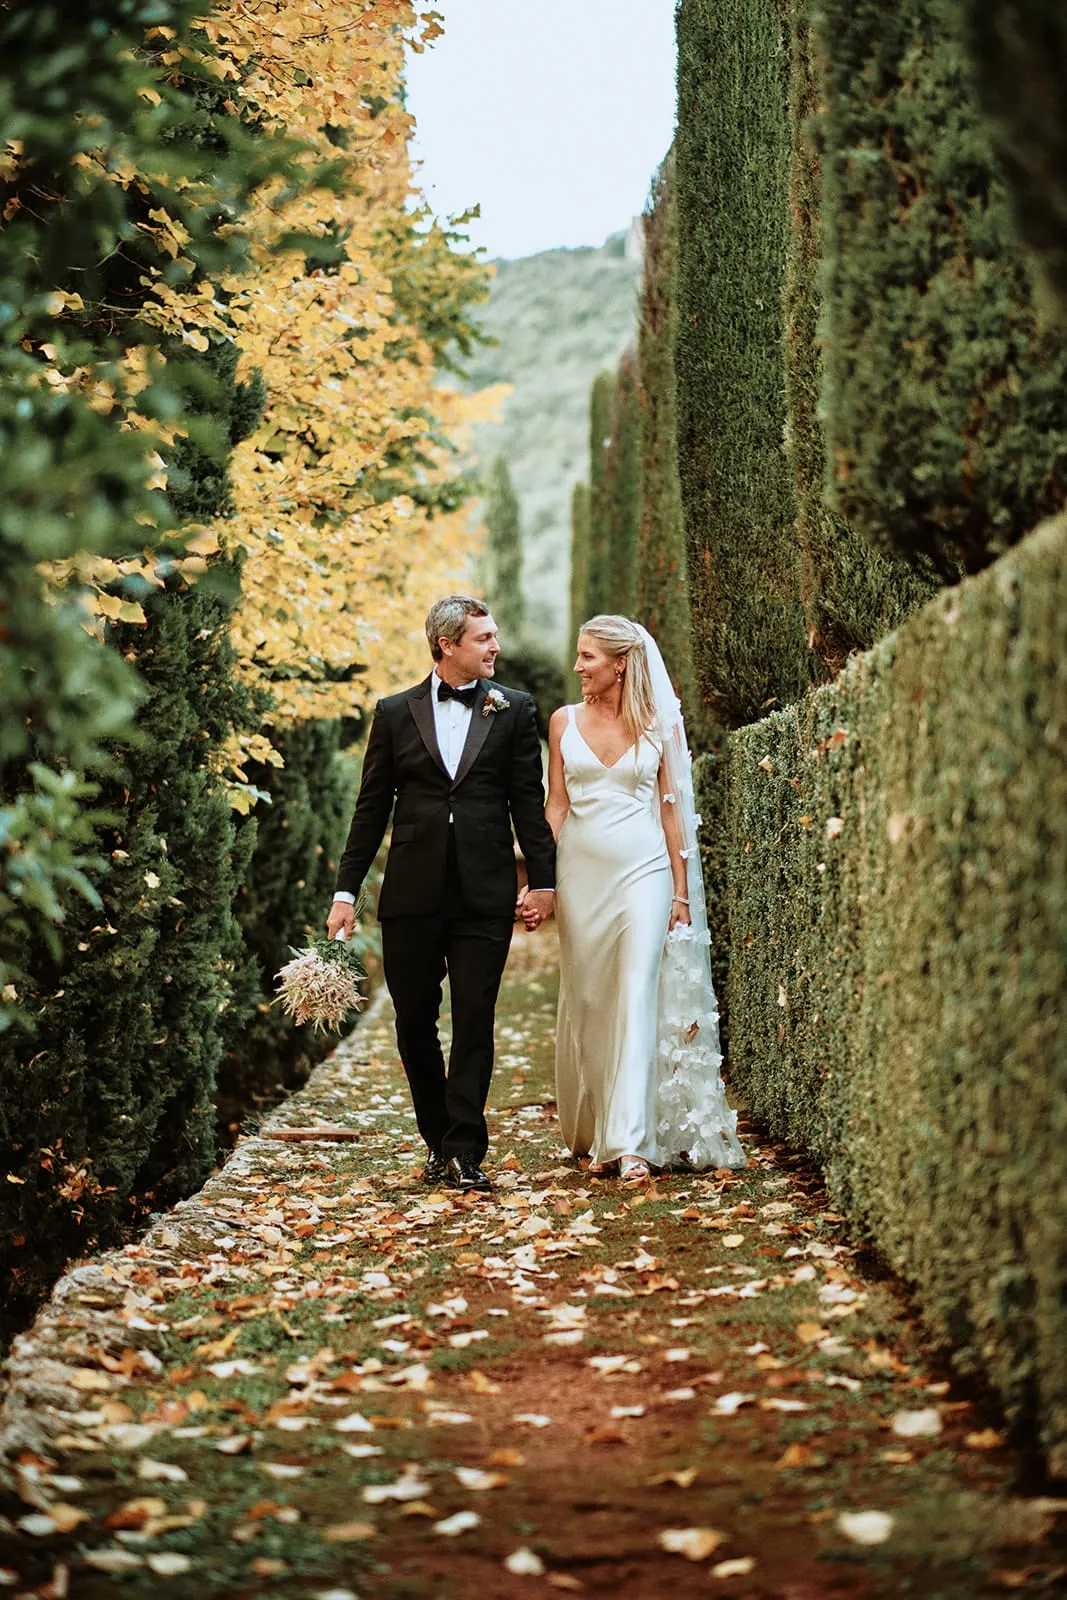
<box><xmin>462</xmin><ymin>233</ymin><xmax>642</xmax><ymax>655</ymax></box>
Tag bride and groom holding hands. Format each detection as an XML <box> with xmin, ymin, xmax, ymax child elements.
<box><xmin>326</xmin><ymin>594</ymin><xmax>744</xmax><ymax>1194</ymax></box>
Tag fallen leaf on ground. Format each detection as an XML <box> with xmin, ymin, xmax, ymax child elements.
<box><xmin>362</xmin><ymin>1471</ymin><xmax>429</xmax><ymax>1505</ymax></box>
<box><xmin>891</xmin><ymin>1408</ymin><xmax>941</xmax><ymax>1438</ymax></box>
<box><xmin>586</xmin><ymin>1424</ymin><xmax>627</xmax><ymax>1445</ymax></box>
<box><xmin>433</xmin><ymin>1510</ymin><xmax>481</xmax><ymax>1536</ymax></box>
<box><xmin>795</xmin><ymin>1322</ymin><xmax>830</xmax><ymax>1344</ymax></box>
<box><xmin>455</xmin><ymin>1467</ymin><xmax>508</xmax><ymax>1491</ymax></box>
<box><xmin>712</xmin><ymin>1556</ymin><xmax>756</xmax><ymax>1578</ymax></box>
<box><xmin>137</xmin><ymin>1459</ymin><xmax>187</xmax><ymax>1483</ymax></box>
<box><xmin>777</xmin><ymin>1443</ymin><xmax>820</xmax><ymax>1469</ymax></box>
<box><xmin>146</xmin><ymin>1553</ymin><xmax>193</xmax><ymax>1575</ymax></box>
<box><xmin>648</xmin><ymin>1468</ymin><xmax>699</xmax><ymax>1488</ymax></box>
<box><xmin>712</xmin><ymin>1392</ymin><xmax>755</xmax><ymax>1415</ymax></box>
<box><xmin>837</xmin><ymin>1510</ymin><xmax>894</xmax><ymax>1545</ymax></box>
<box><xmin>505</xmin><ymin>1548</ymin><xmax>546</xmax><ymax>1575</ymax></box>
<box><xmin>658</xmin><ymin>1527</ymin><xmax>726</xmax><ymax>1561</ymax></box>
<box><xmin>965</xmin><ymin>1428</ymin><xmax>1006</xmax><ymax>1450</ymax></box>
<box><xmin>323</xmin><ymin>1521</ymin><xmax>376</xmax><ymax>1542</ymax></box>
<box><xmin>514</xmin><ymin>1412</ymin><xmax>551</xmax><ymax>1427</ymax></box>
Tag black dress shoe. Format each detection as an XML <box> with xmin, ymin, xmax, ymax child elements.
<box><xmin>449</xmin><ymin>1156</ymin><xmax>492</xmax><ymax>1194</ymax></box>
<box><xmin>422</xmin><ymin>1150</ymin><xmax>450</xmax><ymax>1185</ymax></box>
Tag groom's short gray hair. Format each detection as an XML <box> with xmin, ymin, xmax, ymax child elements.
<box><xmin>425</xmin><ymin>595</ymin><xmax>490</xmax><ymax>661</ymax></box>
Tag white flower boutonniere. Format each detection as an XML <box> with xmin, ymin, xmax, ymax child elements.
<box><xmin>482</xmin><ymin>687</ymin><xmax>511</xmax><ymax>718</ymax></box>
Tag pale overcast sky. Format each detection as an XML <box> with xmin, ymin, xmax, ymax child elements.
<box><xmin>404</xmin><ymin>0</ymin><xmax>678</xmax><ymax>261</ymax></box>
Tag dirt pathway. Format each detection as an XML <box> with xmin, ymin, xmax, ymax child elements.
<box><xmin>2</xmin><ymin>928</ymin><xmax>1065</xmax><ymax>1598</ymax></box>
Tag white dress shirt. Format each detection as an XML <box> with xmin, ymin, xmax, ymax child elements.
<box><xmin>333</xmin><ymin>670</ymin><xmax>552</xmax><ymax>903</ymax></box>
<box><xmin>431</xmin><ymin>666</ymin><xmax>476</xmax><ymax>778</ymax></box>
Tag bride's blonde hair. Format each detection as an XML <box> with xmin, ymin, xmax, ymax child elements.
<box><xmin>579</xmin><ymin>615</ymin><xmax>657</xmax><ymax>750</ymax></box>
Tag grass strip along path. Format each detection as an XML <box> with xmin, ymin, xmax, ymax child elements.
<box><xmin>2</xmin><ymin>928</ymin><xmax>1066</xmax><ymax>1597</ymax></box>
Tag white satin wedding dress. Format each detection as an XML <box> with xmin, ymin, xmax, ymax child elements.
<box><xmin>554</xmin><ymin>702</ymin><xmax>745</xmax><ymax>1171</ymax></box>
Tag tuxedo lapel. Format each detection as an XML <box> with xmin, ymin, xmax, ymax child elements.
<box><xmin>451</xmin><ymin>681</ymin><xmax>493</xmax><ymax>788</ymax></box>
<box><xmin>407</xmin><ymin>677</ymin><xmax>450</xmax><ymax>779</ymax></box>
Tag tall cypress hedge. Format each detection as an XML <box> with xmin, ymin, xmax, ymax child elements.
<box><xmin>674</xmin><ymin>0</ymin><xmax>810</xmax><ymax>727</ymax></box>
<box><xmin>720</xmin><ymin>512</ymin><xmax>1067</xmax><ymax>1471</ymax></box>
<box><xmin>635</xmin><ymin>156</ymin><xmax>699</xmax><ymax>722</ymax></box>
<box><xmin>783</xmin><ymin>1</ymin><xmax>934</xmax><ymax>667</ymax></box>
<box><xmin>602</xmin><ymin>348</ymin><xmax>642</xmax><ymax>617</ymax></box>
<box><xmin>480</xmin><ymin>454</ymin><xmax>525</xmax><ymax>639</ymax></box>
<box><xmin>583</xmin><ymin>369</ymin><xmax>617</xmax><ymax>618</ymax></box>
<box><xmin>0</xmin><ymin>571</ymin><xmax>256</xmax><ymax>1330</ymax></box>
<box><xmin>963</xmin><ymin>1</ymin><xmax>1067</xmax><ymax>318</ymax></box>
<box><xmin>815</xmin><ymin>0</ymin><xmax>1067</xmax><ymax>575</ymax></box>
<box><xmin>568</xmin><ymin>481</ymin><xmax>592</xmax><ymax>655</ymax></box>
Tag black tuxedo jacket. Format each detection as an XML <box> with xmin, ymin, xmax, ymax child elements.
<box><xmin>335</xmin><ymin>675</ymin><xmax>556</xmax><ymax>920</ymax></box>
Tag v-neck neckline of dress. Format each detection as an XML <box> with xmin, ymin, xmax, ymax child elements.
<box><xmin>572</xmin><ymin>708</ymin><xmax>636</xmax><ymax>772</ymax></box>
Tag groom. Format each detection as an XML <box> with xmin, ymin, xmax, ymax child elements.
<box><xmin>327</xmin><ymin>596</ymin><xmax>556</xmax><ymax>1193</ymax></box>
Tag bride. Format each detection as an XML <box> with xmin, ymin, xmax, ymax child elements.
<box><xmin>527</xmin><ymin>615</ymin><xmax>745</xmax><ymax>1183</ymax></box>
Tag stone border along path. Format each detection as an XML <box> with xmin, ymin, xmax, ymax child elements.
<box><xmin>2</xmin><ymin>927</ymin><xmax>1066</xmax><ymax>1598</ymax></box>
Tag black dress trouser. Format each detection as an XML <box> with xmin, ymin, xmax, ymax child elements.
<box><xmin>380</xmin><ymin>828</ymin><xmax>512</xmax><ymax>1161</ymax></box>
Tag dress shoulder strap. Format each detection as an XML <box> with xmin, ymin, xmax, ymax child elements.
<box><xmin>566</xmin><ymin>703</ymin><xmax>577</xmax><ymax>726</ymax></box>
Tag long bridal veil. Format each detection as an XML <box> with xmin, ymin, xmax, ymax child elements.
<box><xmin>636</xmin><ymin>623</ymin><xmax>746</xmax><ymax>1170</ymax></box>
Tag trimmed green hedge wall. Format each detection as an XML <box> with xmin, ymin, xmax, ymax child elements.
<box><xmin>963</xmin><ymin>0</ymin><xmax>1067</xmax><ymax>318</ymax></box>
<box><xmin>603</xmin><ymin>347</ymin><xmax>642</xmax><ymax>618</ymax></box>
<box><xmin>674</xmin><ymin>0</ymin><xmax>810</xmax><ymax>727</ymax></box>
<box><xmin>583</xmin><ymin>369</ymin><xmax>616</xmax><ymax>619</ymax></box>
<box><xmin>722</xmin><ymin>513</ymin><xmax>1067</xmax><ymax>1468</ymax></box>
<box><xmin>815</xmin><ymin>0</ymin><xmax>1067</xmax><ymax>575</ymax></box>
<box><xmin>635</xmin><ymin>155</ymin><xmax>699</xmax><ymax>727</ymax></box>
<box><xmin>568</xmin><ymin>481</ymin><xmax>591</xmax><ymax>656</ymax></box>
<box><xmin>783</xmin><ymin>0</ymin><xmax>934</xmax><ymax>667</ymax></box>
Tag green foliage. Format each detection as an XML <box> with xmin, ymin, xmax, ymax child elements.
<box><xmin>814</xmin><ymin>0</ymin><xmax>1067</xmax><ymax>575</ymax></box>
<box><xmin>460</xmin><ymin>239</ymin><xmax>641</xmax><ymax>653</ymax></box>
<box><xmin>584</xmin><ymin>369</ymin><xmax>617</xmax><ymax>619</ymax></box>
<box><xmin>220</xmin><ymin>720</ymin><xmax>357</xmax><ymax>1134</ymax></box>
<box><xmin>493</xmin><ymin>647</ymin><xmax>568</xmax><ymax>741</ymax></box>
<box><xmin>0</xmin><ymin>1</ymin><xmax>289</xmax><ymax>1026</ymax></box>
<box><xmin>567</xmin><ymin>481</ymin><xmax>592</xmax><ymax>658</ymax></box>
<box><xmin>634</xmin><ymin>156</ymin><xmax>699</xmax><ymax>725</ymax></box>
<box><xmin>962</xmin><ymin>1</ymin><xmax>1067</xmax><ymax>318</ymax></box>
<box><xmin>480</xmin><ymin>455</ymin><xmax>525</xmax><ymax>639</ymax></box>
<box><xmin>783</xmin><ymin>2</ymin><xmax>934</xmax><ymax>667</ymax></box>
<box><xmin>721</xmin><ymin>513</ymin><xmax>1067</xmax><ymax>1470</ymax></box>
<box><xmin>0</xmin><ymin>573</ymin><xmax>257</xmax><ymax>1332</ymax></box>
<box><xmin>674</xmin><ymin>0</ymin><xmax>810</xmax><ymax>726</ymax></box>
<box><xmin>602</xmin><ymin>348</ymin><xmax>642</xmax><ymax>617</ymax></box>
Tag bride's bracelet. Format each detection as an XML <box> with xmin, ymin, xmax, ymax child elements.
<box><xmin>672</xmin><ymin>895</ymin><xmax>689</xmax><ymax>905</ymax></box>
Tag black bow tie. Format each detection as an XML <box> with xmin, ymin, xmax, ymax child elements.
<box><xmin>437</xmin><ymin>680</ymin><xmax>478</xmax><ymax>708</ymax></box>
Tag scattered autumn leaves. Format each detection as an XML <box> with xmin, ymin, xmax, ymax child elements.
<box><xmin>3</xmin><ymin>939</ymin><xmax>1065</xmax><ymax>1594</ymax></box>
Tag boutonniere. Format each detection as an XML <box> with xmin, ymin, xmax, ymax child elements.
<box><xmin>482</xmin><ymin>687</ymin><xmax>511</xmax><ymax>718</ymax></box>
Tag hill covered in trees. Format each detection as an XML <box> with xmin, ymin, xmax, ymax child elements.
<box><xmin>462</xmin><ymin>233</ymin><xmax>641</xmax><ymax>655</ymax></box>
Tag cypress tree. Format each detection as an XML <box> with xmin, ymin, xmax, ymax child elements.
<box><xmin>783</xmin><ymin>1</ymin><xmax>934</xmax><ymax>667</ymax></box>
<box><xmin>568</xmin><ymin>480</ymin><xmax>592</xmax><ymax>653</ymax></box>
<box><xmin>963</xmin><ymin>2</ymin><xmax>1067</xmax><ymax>318</ymax></box>
<box><xmin>815</xmin><ymin>0</ymin><xmax>1067</xmax><ymax>574</ymax></box>
<box><xmin>603</xmin><ymin>348</ymin><xmax>642</xmax><ymax>617</ymax></box>
<box><xmin>674</xmin><ymin>0</ymin><xmax>810</xmax><ymax>727</ymax></box>
<box><xmin>584</xmin><ymin>369</ymin><xmax>617</xmax><ymax>618</ymax></box>
<box><xmin>481</xmin><ymin>454</ymin><xmax>525</xmax><ymax>639</ymax></box>
<box><xmin>635</xmin><ymin>156</ymin><xmax>700</xmax><ymax>721</ymax></box>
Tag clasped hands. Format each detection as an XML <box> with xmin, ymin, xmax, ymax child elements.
<box><xmin>516</xmin><ymin>885</ymin><xmax>554</xmax><ymax>931</ymax></box>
